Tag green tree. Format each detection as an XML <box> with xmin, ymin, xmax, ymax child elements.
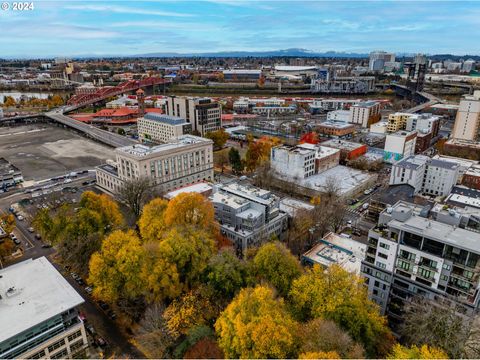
<box><xmin>215</xmin><ymin>285</ymin><xmax>299</xmax><ymax>359</ymax></box>
<box><xmin>206</xmin><ymin>249</ymin><xmax>248</xmax><ymax>298</ymax></box>
<box><xmin>205</xmin><ymin>129</ymin><xmax>230</xmax><ymax>149</ymax></box>
<box><xmin>228</xmin><ymin>147</ymin><xmax>244</xmax><ymax>174</ymax></box>
<box><xmin>88</xmin><ymin>230</ymin><xmax>145</xmax><ymax>302</ymax></box>
<box><xmin>252</xmin><ymin>241</ymin><xmax>302</xmax><ymax>296</ymax></box>
<box><xmin>289</xmin><ymin>265</ymin><xmax>394</xmax><ymax>357</ymax></box>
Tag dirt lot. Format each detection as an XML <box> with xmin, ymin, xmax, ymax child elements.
<box><xmin>0</xmin><ymin>124</ymin><xmax>114</xmax><ymax>181</ymax></box>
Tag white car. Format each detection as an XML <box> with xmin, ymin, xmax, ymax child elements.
<box><xmin>63</xmin><ymin>178</ymin><xmax>72</xmax><ymax>184</ymax></box>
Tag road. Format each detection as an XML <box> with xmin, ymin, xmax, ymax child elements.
<box><xmin>0</xmin><ymin>184</ymin><xmax>145</xmax><ymax>359</ymax></box>
<box><xmin>45</xmin><ymin>109</ymin><xmax>138</xmax><ymax>148</ymax></box>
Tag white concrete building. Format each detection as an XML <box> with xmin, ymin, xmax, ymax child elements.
<box><xmin>390</xmin><ymin>155</ymin><xmax>460</xmax><ymax>196</ymax></box>
<box><xmin>384</xmin><ymin>130</ymin><xmax>417</xmax><ymax>163</ymax></box>
<box><xmin>137</xmin><ymin>113</ymin><xmax>191</xmax><ymax>143</ymax></box>
<box><xmin>311</xmin><ymin>98</ymin><xmax>361</xmax><ymax>111</ymax></box>
<box><xmin>349</xmin><ymin>101</ymin><xmax>381</xmax><ymax>127</ymax></box>
<box><xmin>270</xmin><ymin>143</ymin><xmax>340</xmax><ymax>180</ymax></box>
<box><xmin>0</xmin><ymin>257</ymin><xmax>88</xmax><ymax>359</ymax></box>
<box><xmin>370</xmin><ymin>121</ymin><xmax>388</xmax><ymax>134</ymax></box>
<box><xmin>326</xmin><ymin>109</ymin><xmax>350</xmax><ymax>122</ymax></box>
<box><xmin>96</xmin><ymin>135</ymin><xmax>214</xmax><ymax>194</ymax></box>
<box><xmin>210</xmin><ymin>182</ymin><xmax>288</xmax><ymax>252</ymax></box>
<box><xmin>452</xmin><ymin>91</ymin><xmax>480</xmax><ymax>142</ymax></box>
<box><xmin>165</xmin><ymin>96</ymin><xmax>221</xmax><ymax>136</ymax></box>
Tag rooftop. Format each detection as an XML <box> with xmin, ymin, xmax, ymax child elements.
<box><xmin>274</xmin><ymin>65</ymin><xmax>317</xmax><ymax>71</ymax></box>
<box><xmin>142</xmin><ymin>113</ymin><xmax>186</xmax><ymax>126</ymax></box>
<box><xmin>394</xmin><ymin>155</ymin><xmax>429</xmax><ymax>170</ymax></box>
<box><xmin>303</xmin><ymin>232</ymin><xmax>367</xmax><ymax>274</ymax></box>
<box><xmin>97</xmin><ymin>163</ymin><xmax>118</xmax><ymax>177</ymax></box>
<box><xmin>318</xmin><ymin>121</ymin><xmax>354</xmax><ymax>129</ymax></box>
<box><xmin>164</xmin><ymin>182</ymin><xmax>212</xmax><ymax>200</ymax></box>
<box><xmin>0</xmin><ymin>257</ymin><xmax>84</xmax><ymax>344</ymax></box>
<box><xmin>389</xmin><ymin>213</ymin><xmax>480</xmax><ymax>253</ymax></box>
<box><xmin>322</xmin><ymin>139</ymin><xmax>366</xmax><ymax>151</ymax></box>
<box><xmin>279</xmin><ymin>198</ymin><xmax>314</xmax><ymax>217</ymax></box>
<box><xmin>117</xmin><ymin>135</ymin><xmax>211</xmax><ymax>158</ymax></box>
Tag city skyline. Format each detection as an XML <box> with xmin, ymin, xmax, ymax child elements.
<box><xmin>1</xmin><ymin>0</ymin><xmax>480</xmax><ymax>58</ymax></box>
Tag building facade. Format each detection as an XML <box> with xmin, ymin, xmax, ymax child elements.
<box><xmin>96</xmin><ymin>135</ymin><xmax>214</xmax><ymax>194</ymax></box>
<box><xmin>0</xmin><ymin>257</ymin><xmax>88</xmax><ymax>359</ymax></box>
<box><xmin>383</xmin><ymin>130</ymin><xmax>417</xmax><ymax>164</ymax></box>
<box><xmin>451</xmin><ymin>91</ymin><xmax>480</xmax><ymax>142</ymax></box>
<box><xmin>362</xmin><ymin>201</ymin><xmax>480</xmax><ymax>328</ymax></box>
<box><xmin>137</xmin><ymin>113</ymin><xmax>191</xmax><ymax>143</ymax></box>
<box><xmin>350</xmin><ymin>101</ymin><xmax>381</xmax><ymax>127</ymax></box>
<box><xmin>165</xmin><ymin>96</ymin><xmax>221</xmax><ymax>136</ymax></box>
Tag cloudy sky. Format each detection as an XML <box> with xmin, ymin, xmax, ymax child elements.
<box><xmin>1</xmin><ymin>0</ymin><xmax>479</xmax><ymax>58</ymax></box>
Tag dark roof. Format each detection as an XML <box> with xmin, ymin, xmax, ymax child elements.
<box><xmin>143</xmin><ymin>113</ymin><xmax>186</xmax><ymax>125</ymax></box>
<box><xmin>372</xmin><ymin>184</ymin><xmax>416</xmax><ymax>206</ymax></box>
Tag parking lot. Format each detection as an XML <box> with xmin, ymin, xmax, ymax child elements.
<box><xmin>0</xmin><ymin>124</ymin><xmax>114</xmax><ymax>181</ymax></box>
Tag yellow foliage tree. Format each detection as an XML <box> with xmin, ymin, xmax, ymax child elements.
<box><xmin>141</xmin><ymin>242</ymin><xmax>182</xmax><ymax>302</ymax></box>
<box><xmin>138</xmin><ymin>198</ymin><xmax>168</xmax><ymax>242</ymax></box>
<box><xmin>88</xmin><ymin>230</ymin><xmax>145</xmax><ymax>302</ymax></box>
<box><xmin>158</xmin><ymin>225</ymin><xmax>216</xmax><ymax>288</ymax></box>
<box><xmin>164</xmin><ymin>192</ymin><xmax>216</xmax><ymax>234</ymax></box>
<box><xmin>387</xmin><ymin>344</ymin><xmax>448</xmax><ymax>359</ymax></box>
<box><xmin>245</xmin><ymin>136</ymin><xmax>282</xmax><ymax>171</ymax></box>
<box><xmin>215</xmin><ymin>285</ymin><xmax>299</xmax><ymax>359</ymax></box>
<box><xmin>299</xmin><ymin>351</ymin><xmax>340</xmax><ymax>359</ymax></box>
<box><xmin>79</xmin><ymin>191</ymin><xmax>124</xmax><ymax>229</ymax></box>
<box><xmin>289</xmin><ymin>264</ymin><xmax>394</xmax><ymax>357</ymax></box>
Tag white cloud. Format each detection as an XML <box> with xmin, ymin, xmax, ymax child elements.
<box><xmin>65</xmin><ymin>4</ymin><xmax>194</xmax><ymax>17</ymax></box>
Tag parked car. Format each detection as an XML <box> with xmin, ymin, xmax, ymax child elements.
<box><xmin>17</xmin><ymin>215</ymin><xmax>24</xmax><ymax>221</ymax></box>
<box><xmin>98</xmin><ymin>301</ymin><xmax>110</xmax><ymax>311</ymax></box>
<box><xmin>95</xmin><ymin>336</ymin><xmax>107</xmax><ymax>347</ymax></box>
<box><xmin>363</xmin><ymin>189</ymin><xmax>372</xmax><ymax>195</ymax></box>
<box><xmin>362</xmin><ymin>203</ymin><xmax>370</xmax><ymax>210</ymax></box>
<box><xmin>63</xmin><ymin>179</ymin><xmax>72</xmax><ymax>184</ymax></box>
<box><xmin>27</xmin><ymin>227</ymin><xmax>34</xmax><ymax>233</ymax></box>
<box><xmin>71</xmin><ymin>272</ymin><xmax>80</xmax><ymax>280</ymax></box>
<box><xmin>41</xmin><ymin>244</ymin><xmax>52</xmax><ymax>248</ymax></box>
<box><xmin>107</xmin><ymin>310</ymin><xmax>117</xmax><ymax>320</ymax></box>
<box><xmin>76</xmin><ymin>278</ymin><xmax>85</xmax><ymax>286</ymax></box>
<box><xmin>86</xmin><ymin>324</ymin><xmax>96</xmax><ymax>336</ymax></box>
<box><xmin>35</xmin><ymin>233</ymin><xmax>42</xmax><ymax>240</ymax></box>
<box><xmin>85</xmin><ymin>286</ymin><xmax>93</xmax><ymax>295</ymax></box>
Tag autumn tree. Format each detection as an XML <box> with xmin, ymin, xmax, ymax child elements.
<box><xmin>164</xmin><ymin>192</ymin><xmax>216</xmax><ymax>235</ymax></box>
<box><xmin>251</xmin><ymin>241</ymin><xmax>302</xmax><ymax>296</ymax></box>
<box><xmin>0</xmin><ymin>239</ymin><xmax>15</xmax><ymax>261</ymax></box>
<box><xmin>88</xmin><ymin>230</ymin><xmax>145</xmax><ymax>302</ymax></box>
<box><xmin>299</xmin><ymin>351</ymin><xmax>340</xmax><ymax>359</ymax></box>
<box><xmin>399</xmin><ymin>297</ymin><xmax>470</xmax><ymax>358</ymax></box>
<box><xmin>228</xmin><ymin>147</ymin><xmax>244</xmax><ymax>174</ymax></box>
<box><xmin>206</xmin><ymin>249</ymin><xmax>248</xmax><ymax>298</ymax></box>
<box><xmin>141</xmin><ymin>241</ymin><xmax>182</xmax><ymax>303</ymax></box>
<box><xmin>79</xmin><ymin>191</ymin><xmax>124</xmax><ymax>229</ymax></box>
<box><xmin>2</xmin><ymin>96</ymin><xmax>16</xmax><ymax>107</ymax></box>
<box><xmin>387</xmin><ymin>344</ymin><xmax>448</xmax><ymax>359</ymax></box>
<box><xmin>205</xmin><ymin>129</ymin><xmax>229</xmax><ymax>149</ymax></box>
<box><xmin>215</xmin><ymin>285</ymin><xmax>299</xmax><ymax>359</ymax></box>
<box><xmin>299</xmin><ymin>318</ymin><xmax>365</xmax><ymax>358</ymax></box>
<box><xmin>184</xmin><ymin>337</ymin><xmax>224</xmax><ymax>359</ymax></box>
<box><xmin>138</xmin><ymin>198</ymin><xmax>168</xmax><ymax>242</ymax></box>
<box><xmin>214</xmin><ymin>148</ymin><xmax>230</xmax><ymax>173</ymax></box>
<box><xmin>158</xmin><ymin>226</ymin><xmax>216</xmax><ymax>289</ymax></box>
<box><xmin>245</xmin><ymin>136</ymin><xmax>281</xmax><ymax>172</ymax></box>
<box><xmin>289</xmin><ymin>265</ymin><xmax>394</xmax><ymax>357</ymax></box>
<box><xmin>285</xmin><ymin>209</ymin><xmax>316</xmax><ymax>256</ymax></box>
<box><xmin>163</xmin><ymin>286</ymin><xmax>221</xmax><ymax>338</ymax></box>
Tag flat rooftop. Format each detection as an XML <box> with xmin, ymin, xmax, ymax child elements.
<box><xmin>389</xmin><ymin>214</ymin><xmax>480</xmax><ymax>253</ymax></box>
<box><xmin>164</xmin><ymin>182</ymin><xmax>212</xmax><ymax>200</ymax></box>
<box><xmin>322</xmin><ymin>139</ymin><xmax>366</xmax><ymax>151</ymax></box>
<box><xmin>142</xmin><ymin>113</ymin><xmax>186</xmax><ymax>125</ymax></box>
<box><xmin>299</xmin><ymin>165</ymin><xmax>372</xmax><ymax>195</ymax></box>
<box><xmin>395</xmin><ymin>155</ymin><xmax>429</xmax><ymax>170</ymax></box>
<box><xmin>303</xmin><ymin>232</ymin><xmax>367</xmax><ymax>274</ymax></box>
<box><xmin>117</xmin><ymin>135</ymin><xmax>211</xmax><ymax>157</ymax></box>
<box><xmin>0</xmin><ymin>257</ymin><xmax>84</xmax><ymax>344</ymax></box>
<box><xmin>319</xmin><ymin>121</ymin><xmax>354</xmax><ymax>129</ymax></box>
<box><xmin>279</xmin><ymin>197</ymin><xmax>314</xmax><ymax>217</ymax></box>
<box><xmin>97</xmin><ymin>163</ymin><xmax>118</xmax><ymax>176</ymax></box>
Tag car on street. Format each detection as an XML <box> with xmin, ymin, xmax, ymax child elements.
<box><xmin>17</xmin><ymin>215</ymin><xmax>24</xmax><ymax>221</ymax></box>
<box><xmin>27</xmin><ymin>227</ymin><xmax>34</xmax><ymax>233</ymax></box>
<box><xmin>95</xmin><ymin>336</ymin><xmax>107</xmax><ymax>347</ymax></box>
<box><xmin>85</xmin><ymin>286</ymin><xmax>93</xmax><ymax>295</ymax></box>
<box><xmin>41</xmin><ymin>244</ymin><xmax>52</xmax><ymax>248</ymax></box>
<box><xmin>63</xmin><ymin>179</ymin><xmax>72</xmax><ymax>184</ymax></box>
<box><xmin>35</xmin><ymin>233</ymin><xmax>42</xmax><ymax>240</ymax></box>
<box><xmin>363</xmin><ymin>189</ymin><xmax>373</xmax><ymax>195</ymax></box>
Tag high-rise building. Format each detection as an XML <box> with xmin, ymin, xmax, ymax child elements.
<box><xmin>349</xmin><ymin>101</ymin><xmax>381</xmax><ymax>127</ymax></box>
<box><xmin>137</xmin><ymin>113</ymin><xmax>192</xmax><ymax>143</ymax></box>
<box><xmin>96</xmin><ymin>135</ymin><xmax>214</xmax><ymax>194</ymax></box>
<box><xmin>369</xmin><ymin>51</ymin><xmax>395</xmax><ymax>72</ymax></box>
<box><xmin>165</xmin><ymin>96</ymin><xmax>221</xmax><ymax>136</ymax></box>
<box><xmin>362</xmin><ymin>201</ymin><xmax>480</xmax><ymax>329</ymax></box>
<box><xmin>383</xmin><ymin>130</ymin><xmax>417</xmax><ymax>163</ymax></box>
<box><xmin>451</xmin><ymin>91</ymin><xmax>480</xmax><ymax>142</ymax></box>
<box><xmin>0</xmin><ymin>257</ymin><xmax>88</xmax><ymax>359</ymax></box>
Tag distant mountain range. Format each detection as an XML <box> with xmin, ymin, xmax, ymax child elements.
<box><xmin>131</xmin><ymin>48</ymin><xmax>370</xmax><ymax>58</ymax></box>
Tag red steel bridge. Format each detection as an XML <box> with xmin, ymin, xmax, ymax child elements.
<box><xmin>67</xmin><ymin>77</ymin><xmax>169</xmax><ymax>107</ymax></box>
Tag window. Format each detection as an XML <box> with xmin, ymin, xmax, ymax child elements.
<box><xmin>48</xmin><ymin>339</ymin><xmax>65</xmax><ymax>353</ymax></box>
<box><xmin>422</xmin><ymin>238</ymin><xmax>444</xmax><ymax>257</ymax></box>
<box><xmin>51</xmin><ymin>349</ymin><xmax>68</xmax><ymax>359</ymax></box>
<box><xmin>417</xmin><ymin>267</ymin><xmax>433</xmax><ymax>280</ymax></box>
<box><xmin>378</xmin><ymin>252</ymin><xmax>388</xmax><ymax>260</ymax></box>
<box><xmin>68</xmin><ymin>330</ymin><xmax>82</xmax><ymax>342</ymax></box>
<box><xmin>376</xmin><ymin>261</ymin><xmax>386</xmax><ymax>269</ymax></box>
<box><xmin>402</xmin><ymin>231</ymin><xmax>422</xmax><ymax>249</ymax></box>
<box><xmin>379</xmin><ymin>242</ymin><xmax>390</xmax><ymax>250</ymax></box>
<box><xmin>397</xmin><ymin>259</ymin><xmax>412</xmax><ymax>272</ymax></box>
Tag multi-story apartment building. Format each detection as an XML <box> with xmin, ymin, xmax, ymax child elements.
<box><xmin>384</xmin><ymin>130</ymin><xmax>417</xmax><ymax>164</ymax></box>
<box><xmin>96</xmin><ymin>135</ymin><xmax>213</xmax><ymax>194</ymax></box>
<box><xmin>362</xmin><ymin>201</ymin><xmax>480</xmax><ymax>328</ymax></box>
<box><xmin>349</xmin><ymin>101</ymin><xmax>381</xmax><ymax>127</ymax></box>
<box><xmin>210</xmin><ymin>182</ymin><xmax>288</xmax><ymax>252</ymax></box>
<box><xmin>137</xmin><ymin>113</ymin><xmax>192</xmax><ymax>143</ymax></box>
<box><xmin>165</xmin><ymin>96</ymin><xmax>221</xmax><ymax>136</ymax></box>
<box><xmin>0</xmin><ymin>257</ymin><xmax>88</xmax><ymax>359</ymax></box>
<box><xmin>451</xmin><ymin>91</ymin><xmax>480</xmax><ymax>142</ymax></box>
<box><xmin>390</xmin><ymin>155</ymin><xmax>460</xmax><ymax>196</ymax></box>
<box><xmin>270</xmin><ymin>143</ymin><xmax>340</xmax><ymax>180</ymax></box>
<box><xmin>311</xmin><ymin>98</ymin><xmax>361</xmax><ymax>111</ymax></box>
<box><xmin>387</xmin><ymin>112</ymin><xmax>411</xmax><ymax>133</ymax></box>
